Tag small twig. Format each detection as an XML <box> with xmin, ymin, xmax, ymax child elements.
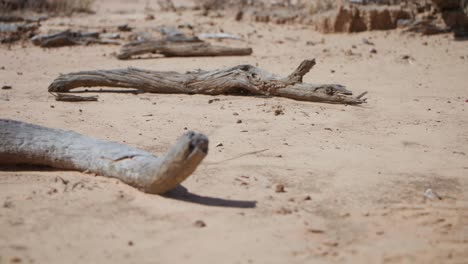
<box><xmin>356</xmin><ymin>91</ymin><xmax>368</xmax><ymax>99</ymax></box>
<box><xmin>208</xmin><ymin>149</ymin><xmax>269</xmax><ymax>164</ymax></box>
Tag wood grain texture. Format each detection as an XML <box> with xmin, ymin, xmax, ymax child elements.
<box><xmin>48</xmin><ymin>59</ymin><xmax>367</xmax><ymax>104</ymax></box>
<box><xmin>0</xmin><ymin>119</ymin><xmax>209</xmax><ymax>194</ymax></box>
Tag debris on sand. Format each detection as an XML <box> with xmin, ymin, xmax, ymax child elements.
<box><xmin>424</xmin><ymin>188</ymin><xmax>442</xmax><ymax>200</ymax></box>
<box><xmin>0</xmin><ymin>22</ymin><xmax>39</xmax><ymax>44</ymax></box>
<box><xmin>194</xmin><ymin>220</ymin><xmax>206</xmax><ymax>228</ymax></box>
<box><xmin>275</xmin><ymin>184</ymin><xmax>286</xmax><ymax>193</ymax></box>
<box><xmin>31</xmin><ymin>30</ymin><xmax>120</xmax><ymax>47</ymax></box>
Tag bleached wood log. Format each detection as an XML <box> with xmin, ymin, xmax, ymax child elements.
<box><xmin>118</xmin><ymin>40</ymin><xmax>253</xmax><ymax>60</ymax></box>
<box><xmin>0</xmin><ymin>119</ymin><xmax>208</xmax><ymax>194</ymax></box>
<box><xmin>48</xmin><ymin>59</ymin><xmax>367</xmax><ymax>104</ymax></box>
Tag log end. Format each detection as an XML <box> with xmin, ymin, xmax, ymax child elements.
<box><xmin>143</xmin><ymin>131</ymin><xmax>209</xmax><ymax>194</ymax></box>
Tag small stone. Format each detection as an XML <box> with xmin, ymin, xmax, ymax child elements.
<box><xmin>11</xmin><ymin>257</ymin><xmax>22</xmax><ymax>263</ymax></box>
<box><xmin>308</xmin><ymin>228</ymin><xmax>325</xmax><ymax>234</ymax></box>
<box><xmin>3</xmin><ymin>199</ymin><xmax>13</xmax><ymax>208</ymax></box>
<box><xmin>303</xmin><ymin>195</ymin><xmax>311</xmax><ymax>201</ymax></box>
<box><xmin>424</xmin><ymin>188</ymin><xmax>442</xmax><ymax>200</ymax></box>
<box><xmin>118</xmin><ymin>24</ymin><xmax>132</xmax><ymax>32</ymax></box>
<box><xmin>276</xmin><ymin>207</ymin><xmax>293</xmax><ymax>215</ymax></box>
<box><xmin>275</xmin><ymin>184</ymin><xmax>285</xmax><ymax>193</ymax></box>
<box><xmin>236</xmin><ymin>119</ymin><xmax>242</xmax><ymax>124</ymax></box>
<box><xmin>235</xmin><ymin>10</ymin><xmax>243</xmax><ymax>21</ymax></box>
<box><xmin>233</xmin><ymin>112</ymin><xmax>239</xmax><ymax>115</ymax></box>
<box><xmin>362</xmin><ymin>38</ymin><xmax>374</xmax><ymax>45</ymax></box>
<box><xmin>128</xmin><ymin>241</ymin><xmax>134</xmax><ymax>246</ymax></box>
<box><xmin>145</xmin><ymin>14</ymin><xmax>155</xmax><ymax>20</ymax></box>
<box><xmin>50</xmin><ymin>105</ymin><xmax>55</xmax><ymax>108</ymax></box>
<box><xmin>194</xmin><ymin>220</ymin><xmax>206</xmax><ymax>228</ymax></box>
<box><xmin>208</xmin><ymin>98</ymin><xmax>220</xmax><ymax>104</ymax></box>
<box><xmin>1</xmin><ymin>85</ymin><xmax>12</xmax><ymax>90</ymax></box>
<box><xmin>370</xmin><ymin>48</ymin><xmax>377</xmax><ymax>54</ymax></box>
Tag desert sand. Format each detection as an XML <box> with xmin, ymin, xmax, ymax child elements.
<box><xmin>1</xmin><ymin>0</ymin><xmax>468</xmax><ymax>263</ymax></box>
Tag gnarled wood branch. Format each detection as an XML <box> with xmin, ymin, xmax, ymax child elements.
<box><xmin>0</xmin><ymin>119</ymin><xmax>209</xmax><ymax>194</ymax></box>
<box><xmin>48</xmin><ymin>59</ymin><xmax>367</xmax><ymax>104</ymax></box>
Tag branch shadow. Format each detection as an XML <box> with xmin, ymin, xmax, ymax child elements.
<box><xmin>163</xmin><ymin>185</ymin><xmax>257</xmax><ymax>208</ymax></box>
<box><xmin>0</xmin><ymin>164</ymin><xmax>57</xmax><ymax>171</ymax></box>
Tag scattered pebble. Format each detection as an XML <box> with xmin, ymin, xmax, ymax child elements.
<box><xmin>145</xmin><ymin>14</ymin><xmax>155</xmax><ymax>20</ymax></box>
<box><xmin>424</xmin><ymin>188</ymin><xmax>442</xmax><ymax>200</ymax></box>
<box><xmin>236</xmin><ymin>119</ymin><xmax>242</xmax><ymax>124</ymax></box>
<box><xmin>276</xmin><ymin>207</ymin><xmax>293</xmax><ymax>215</ymax></box>
<box><xmin>370</xmin><ymin>48</ymin><xmax>377</xmax><ymax>54</ymax></box>
<box><xmin>303</xmin><ymin>195</ymin><xmax>311</xmax><ymax>201</ymax></box>
<box><xmin>10</xmin><ymin>257</ymin><xmax>22</xmax><ymax>263</ymax></box>
<box><xmin>208</xmin><ymin>98</ymin><xmax>220</xmax><ymax>104</ymax></box>
<box><xmin>362</xmin><ymin>38</ymin><xmax>374</xmax><ymax>45</ymax></box>
<box><xmin>128</xmin><ymin>240</ymin><xmax>134</xmax><ymax>246</ymax></box>
<box><xmin>3</xmin><ymin>199</ymin><xmax>13</xmax><ymax>208</ymax></box>
<box><xmin>275</xmin><ymin>184</ymin><xmax>285</xmax><ymax>193</ymax></box>
<box><xmin>1</xmin><ymin>85</ymin><xmax>12</xmax><ymax>90</ymax></box>
<box><xmin>194</xmin><ymin>220</ymin><xmax>206</xmax><ymax>228</ymax></box>
<box><xmin>308</xmin><ymin>228</ymin><xmax>325</xmax><ymax>234</ymax></box>
<box><xmin>118</xmin><ymin>24</ymin><xmax>132</xmax><ymax>32</ymax></box>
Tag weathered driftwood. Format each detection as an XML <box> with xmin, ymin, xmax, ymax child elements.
<box><xmin>118</xmin><ymin>40</ymin><xmax>252</xmax><ymax>60</ymax></box>
<box><xmin>0</xmin><ymin>119</ymin><xmax>209</xmax><ymax>194</ymax></box>
<box><xmin>48</xmin><ymin>59</ymin><xmax>367</xmax><ymax>104</ymax></box>
<box><xmin>0</xmin><ymin>22</ymin><xmax>38</xmax><ymax>44</ymax></box>
<box><xmin>31</xmin><ymin>30</ymin><xmax>120</xmax><ymax>47</ymax></box>
<box><xmin>0</xmin><ymin>15</ymin><xmax>48</xmax><ymax>23</ymax></box>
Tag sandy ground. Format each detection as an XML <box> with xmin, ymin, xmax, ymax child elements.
<box><xmin>1</xmin><ymin>0</ymin><xmax>468</xmax><ymax>263</ymax></box>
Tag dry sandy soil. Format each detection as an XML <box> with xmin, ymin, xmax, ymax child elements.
<box><xmin>1</xmin><ymin>0</ymin><xmax>468</xmax><ymax>263</ymax></box>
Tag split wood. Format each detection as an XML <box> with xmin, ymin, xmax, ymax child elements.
<box><xmin>0</xmin><ymin>119</ymin><xmax>208</xmax><ymax>194</ymax></box>
<box><xmin>48</xmin><ymin>59</ymin><xmax>367</xmax><ymax>104</ymax></box>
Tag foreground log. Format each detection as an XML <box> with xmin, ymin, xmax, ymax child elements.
<box><xmin>118</xmin><ymin>40</ymin><xmax>252</xmax><ymax>60</ymax></box>
<box><xmin>0</xmin><ymin>119</ymin><xmax>209</xmax><ymax>194</ymax></box>
<box><xmin>48</xmin><ymin>59</ymin><xmax>367</xmax><ymax>104</ymax></box>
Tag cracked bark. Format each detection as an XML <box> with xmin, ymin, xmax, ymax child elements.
<box><xmin>48</xmin><ymin>59</ymin><xmax>367</xmax><ymax>104</ymax></box>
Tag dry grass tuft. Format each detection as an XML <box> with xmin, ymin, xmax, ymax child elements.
<box><xmin>0</xmin><ymin>0</ymin><xmax>94</xmax><ymax>14</ymax></box>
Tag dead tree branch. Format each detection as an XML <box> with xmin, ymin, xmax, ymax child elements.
<box><xmin>0</xmin><ymin>119</ymin><xmax>209</xmax><ymax>194</ymax></box>
<box><xmin>118</xmin><ymin>40</ymin><xmax>252</xmax><ymax>60</ymax></box>
<box><xmin>48</xmin><ymin>59</ymin><xmax>367</xmax><ymax>104</ymax></box>
<box><xmin>31</xmin><ymin>30</ymin><xmax>120</xmax><ymax>47</ymax></box>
